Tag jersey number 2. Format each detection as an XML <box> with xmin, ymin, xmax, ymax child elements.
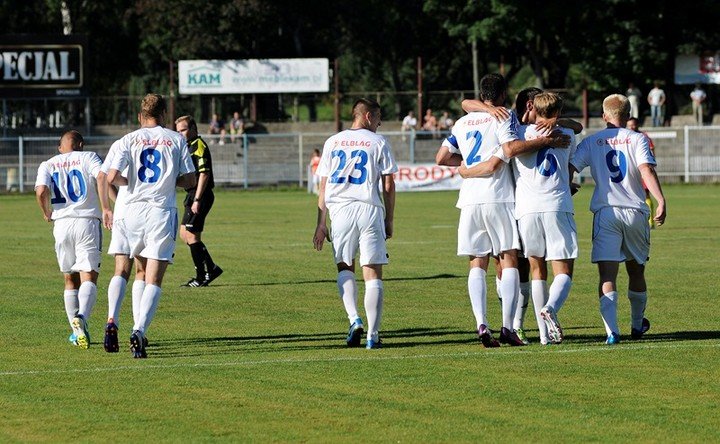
<box><xmin>330</xmin><ymin>150</ymin><xmax>368</xmax><ymax>184</ymax></box>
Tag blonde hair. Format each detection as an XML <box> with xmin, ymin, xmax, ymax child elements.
<box><xmin>603</xmin><ymin>94</ymin><xmax>631</xmax><ymax>120</ymax></box>
<box><xmin>141</xmin><ymin>93</ymin><xmax>167</xmax><ymax>120</ymax></box>
<box><xmin>533</xmin><ymin>92</ymin><xmax>563</xmax><ymax>118</ymax></box>
<box><xmin>174</xmin><ymin>115</ymin><xmax>198</xmax><ymax>132</ymax></box>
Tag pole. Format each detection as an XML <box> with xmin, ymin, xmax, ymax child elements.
<box><xmin>472</xmin><ymin>39</ymin><xmax>479</xmax><ymax>99</ymax></box>
<box><xmin>298</xmin><ymin>133</ymin><xmax>304</xmax><ymax>188</ymax></box>
<box><xmin>417</xmin><ymin>57</ymin><xmax>423</xmax><ymax>128</ymax></box>
<box><xmin>18</xmin><ymin>136</ymin><xmax>24</xmax><ymax>192</ymax></box>
<box><xmin>169</xmin><ymin>60</ymin><xmax>175</xmax><ymax>124</ymax></box>
<box><xmin>85</xmin><ymin>97</ymin><xmax>91</xmax><ymax>135</ymax></box>
<box><xmin>684</xmin><ymin>125</ymin><xmax>690</xmax><ymax>183</ymax></box>
<box><xmin>334</xmin><ymin>58</ymin><xmax>341</xmax><ymax>132</ymax></box>
<box><xmin>582</xmin><ymin>89</ymin><xmax>589</xmax><ymax>129</ymax></box>
<box><xmin>243</xmin><ymin>133</ymin><xmax>249</xmax><ymax>189</ymax></box>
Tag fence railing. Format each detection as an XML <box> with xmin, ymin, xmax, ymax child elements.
<box><xmin>2</xmin><ymin>127</ymin><xmax>719</xmax><ymax>193</ymax></box>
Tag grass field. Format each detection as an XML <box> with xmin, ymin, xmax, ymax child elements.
<box><xmin>1</xmin><ymin>185</ymin><xmax>719</xmax><ymax>441</ymax></box>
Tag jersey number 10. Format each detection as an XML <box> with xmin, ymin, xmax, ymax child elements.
<box><xmin>50</xmin><ymin>170</ymin><xmax>86</xmax><ymax>204</ymax></box>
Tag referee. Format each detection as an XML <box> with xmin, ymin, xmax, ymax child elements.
<box><xmin>175</xmin><ymin>115</ymin><xmax>223</xmax><ymax>287</ymax></box>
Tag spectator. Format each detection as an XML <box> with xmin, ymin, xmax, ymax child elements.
<box><xmin>208</xmin><ymin>113</ymin><xmax>227</xmax><ymax>144</ymax></box>
<box><xmin>423</xmin><ymin>108</ymin><xmax>439</xmax><ymax>138</ymax></box>
<box><xmin>647</xmin><ymin>81</ymin><xmax>666</xmax><ymax>127</ymax></box>
<box><xmin>626</xmin><ymin>82</ymin><xmax>642</xmax><ymax>119</ymax></box>
<box><xmin>229</xmin><ymin>111</ymin><xmax>244</xmax><ymax>142</ymax></box>
<box><xmin>438</xmin><ymin>111</ymin><xmax>454</xmax><ymax>132</ymax></box>
<box><xmin>401</xmin><ymin>110</ymin><xmax>417</xmax><ymax>141</ymax></box>
<box><xmin>690</xmin><ymin>83</ymin><xmax>707</xmax><ymax>126</ymax></box>
<box><xmin>309</xmin><ymin>148</ymin><xmax>321</xmax><ymax>195</ymax></box>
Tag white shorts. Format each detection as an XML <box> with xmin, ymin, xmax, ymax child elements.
<box><xmin>457</xmin><ymin>203</ymin><xmax>520</xmax><ymax>257</ymax></box>
<box><xmin>108</xmin><ymin>217</ymin><xmax>131</xmax><ymax>256</ymax></box>
<box><xmin>124</xmin><ymin>203</ymin><xmax>178</xmax><ymax>263</ymax></box>
<box><xmin>518</xmin><ymin>212</ymin><xmax>578</xmax><ymax>260</ymax></box>
<box><xmin>53</xmin><ymin>218</ymin><xmax>102</xmax><ymax>273</ymax></box>
<box><xmin>329</xmin><ymin>202</ymin><xmax>388</xmax><ymax>266</ymax></box>
<box><xmin>591</xmin><ymin>206</ymin><xmax>650</xmax><ymax>264</ymax></box>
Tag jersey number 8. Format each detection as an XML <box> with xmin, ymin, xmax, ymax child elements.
<box><xmin>139</xmin><ymin>148</ymin><xmax>162</xmax><ymax>183</ymax></box>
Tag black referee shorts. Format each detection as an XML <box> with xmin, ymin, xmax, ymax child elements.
<box><xmin>181</xmin><ymin>190</ymin><xmax>215</xmax><ymax>233</ymax></box>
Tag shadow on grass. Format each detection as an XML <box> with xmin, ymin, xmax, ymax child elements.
<box><xmin>236</xmin><ymin>273</ymin><xmax>463</xmax><ymax>287</ymax></box>
<box><xmin>142</xmin><ymin>327</ymin><xmax>720</xmax><ymax>358</ymax></box>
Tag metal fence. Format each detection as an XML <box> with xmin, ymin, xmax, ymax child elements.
<box><xmin>2</xmin><ymin>126</ymin><xmax>720</xmax><ymax>193</ymax></box>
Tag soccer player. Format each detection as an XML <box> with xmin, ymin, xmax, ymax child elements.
<box><xmin>570</xmin><ymin>94</ymin><xmax>666</xmax><ymax>344</ymax></box>
<box><xmin>107</xmin><ymin>93</ymin><xmax>196</xmax><ymax>358</ymax></box>
<box><xmin>435</xmin><ymin>73</ymin><xmax>570</xmax><ymax>347</ymax></box>
<box><xmin>510</xmin><ymin>92</ymin><xmax>577</xmax><ymax>344</ymax></box>
<box><xmin>175</xmin><ymin>115</ymin><xmax>223</xmax><ymax>288</ymax></box>
<box><xmin>35</xmin><ymin>130</ymin><xmax>111</xmax><ymax>349</ymax></box>
<box><xmin>626</xmin><ymin>117</ymin><xmax>657</xmax><ymax>229</ymax></box>
<box><xmin>100</xmin><ymin>139</ymin><xmax>147</xmax><ymax>353</ymax></box>
<box><xmin>313</xmin><ymin>98</ymin><xmax>397</xmax><ymax>350</ymax></box>
<box><xmin>460</xmin><ymin>87</ymin><xmax>583</xmax><ymax>344</ymax></box>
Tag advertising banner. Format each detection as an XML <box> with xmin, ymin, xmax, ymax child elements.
<box><xmin>178</xmin><ymin>58</ymin><xmax>330</xmax><ymax>94</ymax></box>
<box><xmin>675</xmin><ymin>53</ymin><xmax>720</xmax><ymax>84</ymax></box>
<box><xmin>0</xmin><ymin>35</ymin><xmax>86</xmax><ymax>97</ymax></box>
<box><xmin>393</xmin><ymin>163</ymin><xmax>462</xmax><ymax>192</ymax></box>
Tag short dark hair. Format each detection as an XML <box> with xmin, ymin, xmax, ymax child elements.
<box><xmin>515</xmin><ymin>87</ymin><xmax>544</xmax><ymax>116</ymax></box>
<box><xmin>352</xmin><ymin>98</ymin><xmax>381</xmax><ymax>120</ymax></box>
<box><xmin>141</xmin><ymin>93</ymin><xmax>167</xmax><ymax>120</ymax></box>
<box><xmin>61</xmin><ymin>130</ymin><xmax>84</xmax><ymax>150</ymax></box>
<box><xmin>480</xmin><ymin>73</ymin><xmax>507</xmax><ymax>102</ymax></box>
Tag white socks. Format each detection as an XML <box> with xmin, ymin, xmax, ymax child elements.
<box><xmin>468</xmin><ymin>267</ymin><xmax>488</xmax><ymax>329</ymax></box>
<box><xmin>107</xmin><ymin>276</ymin><xmax>127</xmax><ymax>323</ymax></box>
<box><xmin>599</xmin><ymin>291</ymin><xmax>619</xmax><ymax>336</ymax></box>
<box><xmin>134</xmin><ymin>284</ymin><xmax>162</xmax><ymax>333</ymax></box>
<box><xmin>514</xmin><ymin>281</ymin><xmax>530</xmax><ymax>330</ymax></box>
<box><xmin>131</xmin><ymin>280</ymin><xmax>145</xmax><ymax>326</ymax></box>
<box><xmin>500</xmin><ymin>268</ymin><xmax>519</xmax><ymax>330</ymax></box>
<box><xmin>77</xmin><ymin>281</ymin><xmax>97</xmax><ymax>320</ymax></box>
<box><xmin>364</xmin><ymin>279</ymin><xmax>383</xmax><ymax>341</ymax></box>
<box><xmin>627</xmin><ymin>290</ymin><xmax>647</xmax><ymax>331</ymax></box>
<box><xmin>337</xmin><ymin>270</ymin><xmax>358</xmax><ymax>322</ymax></box>
<box><xmin>547</xmin><ymin>274</ymin><xmax>572</xmax><ymax>313</ymax></box>
<box><xmin>531</xmin><ymin>280</ymin><xmax>549</xmax><ymax>343</ymax></box>
<box><xmin>63</xmin><ymin>289</ymin><xmax>79</xmax><ymax>326</ymax></box>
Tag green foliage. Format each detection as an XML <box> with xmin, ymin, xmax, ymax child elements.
<box><xmin>1</xmin><ymin>186</ymin><xmax>719</xmax><ymax>440</ymax></box>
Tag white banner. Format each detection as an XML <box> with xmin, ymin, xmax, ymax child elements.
<box><xmin>393</xmin><ymin>163</ymin><xmax>462</xmax><ymax>192</ymax></box>
<box><xmin>178</xmin><ymin>58</ymin><xmax>329</xmax><ymax>94</ymax></box>
<box><xmin>675</xmin><ymin>53</ymin><xmax>720</xmax><ymax>84</ymax></box>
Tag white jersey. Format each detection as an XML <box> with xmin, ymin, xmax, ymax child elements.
<box><xmin>101</xmin><ymin>139</ymin><xmax>129</xmax><ymax>220</ymax></box>
<box><xmin>110</xmin><ymin>126</ymin><xmax>195</xmax><ymax>208</ymax></box>
<box><xmin>35</xmin><ymin>151</ymin><xmax>103</xmax><ymax>220</ymax></box>
<box><xmin>571</xmin><ymin>126</ymin><xmax>656</xmax><ymax>214</ymax></box>
<box><xmin>449</xmin><ymin>110</ymin><xmax>519</xmax><ymax>208</ymax></box>
<box><xmin>514</xmin><ymin>125</ymin><xmax>576</xmax><ymax>219</ymax></box>
<box><xmin>317</xmin><ymin>128</ymin><xmax>398</xmax><ymax>210</ymax></box>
